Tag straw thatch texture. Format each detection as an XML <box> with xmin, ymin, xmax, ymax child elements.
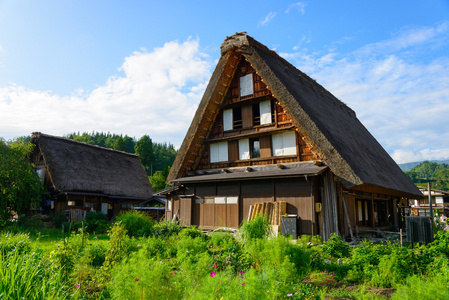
<box><xmin>31</xmin><ymin>132</ymin><xmax>153</xmax><ymax>199</ymax></box>
<box><xmin>167</xmin><ymin>33</ymin><xmax>422</xmax><ymax>199</ymax></box>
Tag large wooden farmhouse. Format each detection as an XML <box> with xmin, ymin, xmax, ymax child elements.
<box><xmin>30</xmin><ymin>132</ymin><xmax>153</xmax><ymax>220</ymax></box>
<box><xmin>164</xmin><ymin>33</ymin><xmax>423</xmax><ymax>240</ymax></box>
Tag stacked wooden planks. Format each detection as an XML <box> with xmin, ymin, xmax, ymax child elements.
<box><xmin>248</xmin><ymin>201</ymin><xmax>287</xmax><ymax>225</ymax></box>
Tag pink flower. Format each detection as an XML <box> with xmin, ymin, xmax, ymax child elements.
<box><xmin>242</xmin><ymin>283</ymin><xmax>246</xmax><ymax>286</ymax></box>
<box><xmin>287</xmin><ymin>294</ymin><xmax>293</xmax><ymax>297</ymax></box>
<box><xmin>174</xmin><ymin>271</ymin><xmax>177</xmax><ymax>274</ymax></box>
<box><xmin>210</xmin><ymin>272</ymin><xmax>216</xmax><ymax>278</ymax></box>
<box><xmin>240</xmin><ymin>271</ymin><xmax>245</xmax><ymax>275</ymax></box>
<box><xmin>135</xmin><ymin>278</ymin><xmax>139</xmax><ymax>282</ymax></box>
<box><xmin>75</xmin><ymin>284</ymin><xmax>80</xmax><ymax>288</ymax></box>
<box><xmin>186</xmin><ymin>250</ymin><xmax>190</xmax><ymax>253</ymax></box>
<box><xmin>217</xmin><ymin>290</ymin><xmax>221</xmax><ymax>293</ymax></box>
<box><xmin>137</xmin><ymin>244</ymin><xmax>141</xmax><ymax>248</ymax></box>
<box><xmin>94</xmin><ymin>237</ymin><xmax>98</xmax><ymax>240</ymax></box>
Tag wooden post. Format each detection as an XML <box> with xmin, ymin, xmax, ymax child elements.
<box><xmin>400</xmin><ymin>228</ymin><xmax>403</xmax><ymax>247</ymax></box>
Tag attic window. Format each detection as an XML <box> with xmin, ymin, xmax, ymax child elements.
<box><xmin>223</xmin><ymin>107</ymin><xmax>242</xmax><ymax>131</ymax></box>
<box><xmin>210</xmin><ymin>141</ymin><xmax>228</xmax><ymax>163</ymax></box>
<box><xmin>272</xmin><ymin>131</ymin><xmax>296</xmax><ymax>156</ymax></box>
<box><xmin>239</xmin><ymin>139</ymin><xmax>250</xmax><ymax>160</ymax></box>
<box><xmin>253</xmin><ymin>100</ymin><xmax>273</xmax><ymax>125</ymax></box>
<box><xmin>240</xmin><ymin>74</ymin><xmax>253</xmax><ymax>97</ymax></box>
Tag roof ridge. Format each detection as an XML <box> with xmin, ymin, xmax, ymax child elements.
<box><xmin>31</xmin><ymin>132</ymin><xmax>139</xmax><ymax>157</ymax></box>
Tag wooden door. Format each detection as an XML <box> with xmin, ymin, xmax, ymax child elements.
<box><xmin>179</xmin><ymin>198</ymin><xmax>192</xmax><ymax>226</ymax></box>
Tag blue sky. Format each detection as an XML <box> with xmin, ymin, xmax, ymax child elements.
<box><xmin>0</xmin><ymin>0</ymin><xmax>448</xmax><ymax>164</ymax></box>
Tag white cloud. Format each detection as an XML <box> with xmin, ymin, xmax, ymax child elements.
<box><xmin>259</xmin><ymin>12</ymin><xmax>276</xmax><ymax>27</ymax></box>
<box><xmin>281</xmin><ymin>23</ymin><xmax>449</xmax><ymax>164</ymax></box>
<box><xmin>0</xmin><ymin>38</ymin><xmax>212</xmax><ymax>147</ymax></box>
<box><xmin>285</xmin><ymin>2</ymin><xmax>306</xmax><ymax>14</ymax></box>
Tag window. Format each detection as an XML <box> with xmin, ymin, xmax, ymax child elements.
<box><xmin>223</xmin><ymin>109</ymin><xmax>233</xmax><ymax>131</ymax></box>
<box><xmin>240</xmin><ymin>74</ymin><xmax>253</xmax><ymax>96</ymax></box>
<box><xmin>250</xmin><ymin>138</ymin><xmax>260</xmax><ymax>158</ymax></box>
<box><xmin>167</xmin><ymin>200</ymin><xmax>172</xmax><ymax>211</ymax></box>
<box><xmin>357</xmin><ymin>199</ymin><xmax>372</xmax><ymax>227</ymax></box>
<box><xmin>259</xmin><ymin>100</ymin><xmax>272</xmax><ymax>125</ymax></box>
<box><xmin>223</xmin><ymin>107</ymin><xmax>242</xmax><ymax>131</ymax></box>
<box><xmin>210</xmin><ymin>141</ymin><xmax>228</xmax><ymax>163</ymax></box>
<box><xmin>211</xmin><ymin>196</ymin><xmax>239</xmax><ymax>204</ymax></box>
<box><xmin>272</xmin><ymin>131</ymin><xmax>296</xmax><ymax>156</ymax></box>
<box><xmin>239</xmin><ymin>139</ymin><xmax>250</xmax><ymax>160</ymax></box>
<box><xmin>253</xmin><ymin>100</ymin><xmax>273</xmax><ymax>126</ymax></box>
<box><xmin>122</xmin><ymin>203</ymin><xmax>134</xmax><ymax>209</ymax></box>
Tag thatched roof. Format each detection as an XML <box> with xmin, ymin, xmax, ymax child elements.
<box><xmin>31</xmin><ymin>132</ymin><xmax>153</xmax><ymax>199</ymax></box>
<box><xmin>167</xmin><ymin>33</ymin><xmax>422</xmax><ymax>199</ymax></box>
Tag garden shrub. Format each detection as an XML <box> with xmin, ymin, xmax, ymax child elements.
<box><xmin>84</xmin><ymin>211</ymin><xmax>110</xmax><ymax>234</ymax></box>
<box><xmin>152</xmin><ymin>219</ymin><xmax>182</xmax><ymax>238</ymax></box>
<box><xmin>115</xmin><ymin>210</ymin><xmax>154</xmax><ymax>237</ymax></box>
<box><xmin>87</xmin><ymin>243</ymin><xmax>107</xmax><ymax>267</ymax></box>
<box><xmin>210</xmin><ymin>236</ymin><xmax>252</xmax><ymax>273</ymax></box>
<box><xmin>320</xmin><ymin>233</ymin><xmax>351</xmax><ymax>259</ymax></box>
<box><xmin>52</xmin><ymin>212</ymin><xmax>68</xmax><ymax>228</ymax></box>
<box><xmin>178</xmin><ymin>225</ymin><xmax>207</xmax><ymax>240</ymax></box>
<box><xmin>208</xmin><ymin>231</ymin><xmax>233</xmax><ymax>248</ymax></box>
<box><xmin>237</xmin><ymin>215</ymin><xmax>272</xmax><ymax>243</ymax></box>
<box><xmin>142</xmin><ymin>236</ymin><xmax>178</xmax><ymax>260</ymax></box>
<box><xmin>246</xmin><ymin>235</ymin><xmax>309</xmax><ymax>274</ymax></box>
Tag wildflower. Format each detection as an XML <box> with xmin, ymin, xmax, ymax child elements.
<box><xmin>186</xmin><ymin>250</ymin><xmax>190</xmax><ymax>253</ymax></box>
<box><xmin>135</xmin><ymin>278</ymin><xmax>139</xmax><ymax>282</ymax></box>
<box><xmin>76</xmin><ymin>284</ymin><xmax>80</xmax><ymax>288</ymax></box>
<box><xmin>240</xmin><ymin>271</ymin><xmax>245</xmax><ymax>275</ymax></box>
<box><xmin>174</xmin><ymin>271</ymin><xmax>177</xmax><ymax>274</ymax></box>
<box><xmin>287</xmin><ymin>294</ymin><xmax>293</xmax><ymax>297</ymax></box>
<box><xmin>213</xmin><ymin>265</ymin><xmax>218</xmax><ymax>270</ymax></box>
<box><xmin>217</xmin><ymin>290</ymin><xmax>221</xmax><ymax>293</ymax></box>
<box><xmin>137</xmin><ymin>244</ymin><xmax>141</xmax><ymax>248</ymax></box>
<box><xmin>242</xmin><ymin>283</ymin><xmax>246</xmax><ymax>286</ymax></box>
<box><xmin>210</xmin><ymin>272</ymin><xmax>216</xmax><ymax>278</ymax></box>
<box><xmin>94</xmin><ymin>237</ymin><xmax>98</xmax><ymax>240</ymax></box>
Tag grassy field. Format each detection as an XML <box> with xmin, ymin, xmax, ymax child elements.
<box><xmin>1</xmin><ymin>212</ymin><xmax>448</xmax><ymax>299</ymax></box>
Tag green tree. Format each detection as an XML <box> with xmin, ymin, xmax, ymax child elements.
<box><xmin>113</xmin><ymin>136</ymin><xmax>126</xmax><ymax>152</ymax></box>
<box><xmin>135</xmin><ymin>135</ymin><xmax>154</xmax><ymax>175</ymax></box>
<box><xmin>0</xmin><ymin>139</ymin><xmax>46</xmax><ymax>222</ymax></box>
<box><xmin>405</xmin><ymin>161</ymin><xmax>449</xmax><ymax>191</ymax></box>
<box><xmin>150</xmin><ymin>166</ymin><xmax>170</xmax><ymax>192</ymax></box>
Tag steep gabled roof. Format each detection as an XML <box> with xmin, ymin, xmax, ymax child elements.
<box><xmin>167</xmin><ymin>33</ymin><xmax>423</xmax><ymax>199</ymax></box>
<box><xmin>31</xmin><ymin>132</ymin><xmax>153</xmax><ymax>199</ymax></box>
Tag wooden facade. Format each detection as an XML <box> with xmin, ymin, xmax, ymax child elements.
<box><xmin>165</xmin><ymin>33</ymin><xmax>423</xmax><ymax>240</ymax></box>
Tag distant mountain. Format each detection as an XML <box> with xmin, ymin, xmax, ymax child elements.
<box><xmin>398</xmin><ymin>159</ymin><xmax>449</xmax><ymax>171</ymax></box>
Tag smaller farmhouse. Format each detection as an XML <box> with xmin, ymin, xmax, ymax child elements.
<box><xmin>30</xmin><ymin>132</ymin><xmax>153</xmax><ymax>220</ymax></box>
<box><xmin>163</xmin><ymin>33</ymin><xmax>423</xmax><ymax>240</ymax></box>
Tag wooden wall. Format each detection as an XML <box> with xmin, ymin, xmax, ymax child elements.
<box><xmin>174</xmin><ymin>177</ymin><xmax>317</xmax><ymax>234</ymax></box>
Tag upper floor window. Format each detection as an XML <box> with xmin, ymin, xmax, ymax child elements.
<box><xmin>240</xmin><ymin>74</ymin><xmax>253</xmax><ymax>97</ymax></box>
<box><xmin>210</xmin><ymin>141</ymin><xmax>228</xmax><ymax>163</ymax></box>
<box><xmin>253</xmin><ymin>100</ymin><xmax>273</xmax><ymax>126</ymax></box>
<box><xmin>223</xmin><ymin>107</ymin><xmax>242</xmax><ymax>131</ymax></box>
<box><xmin>272</xmin><ymin>131</ymin><xmax>297</xmax><ymax>156</ymax></box>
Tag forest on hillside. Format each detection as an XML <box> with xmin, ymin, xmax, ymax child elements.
<box><xmin>64</xmin><ymin>132</ymin><xmax>177</xmax><ymax>191</ymax></box>
<box><xmin>404</xmin><ymin>161</ymin><xmax>449</xmax><ymax>191</ymax></box>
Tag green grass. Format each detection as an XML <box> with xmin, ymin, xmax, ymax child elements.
<box><xmin>1</xmin><ymin>217</ymin><xmax>449</xmax><ymax>299</ymax></box>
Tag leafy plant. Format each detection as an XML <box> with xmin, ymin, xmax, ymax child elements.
<box><xmin>152</xmin><ymin>219</ymin><xmax>182</xmax><ymax>238</ymax></box>
<box><xmin>320</xmin><ymin>233</ymin><xmax>351</xmax><ymax>259</ymax></box>
<box><xmin>237</xmin><ymin>215</ymin><xmax>272</xmax><ymax>243</ymax></box>
<box><xmin>115</xmin><ymin>210</ymin><xmax>154</xmax><ymax>237</ymax></box>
